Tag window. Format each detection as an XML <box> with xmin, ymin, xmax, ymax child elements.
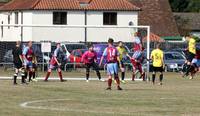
<box><xmin>8</xmin><ymin>15</ymin><xmax>10</xmax><ymax>29</ymax></box>
<box><xmin>1</xmin><ymin>21</ymin><xmax>3</xmax><ymax>38</ymax></box>
<box><xmin>15</xmin><ymin>12</ymin><xmax>19</xmax><ymax>24</ymax></box>
<box><xmin>53</xmin><ymin>12</ymin><xmax>67</xmax><ymax>25</ymax></box>
<box><xmin>103</xmin><ymin>12</ymin><xmax>117</xmax><ymax>25</ymax></box>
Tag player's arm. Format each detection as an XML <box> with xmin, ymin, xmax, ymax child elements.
<box><xmin>22</xmin><ymin>47</ymin><xmax>28</xmax><ymax>63</ymax></box>
<box><xmin>161</xmin><ymin>52</ymin><xmax>165</xmax><ymax>68</ymax></box>
<box><xmin>117</xmin><ymin>56</ymin><xmax>123</xmax><ymax>69</ymax></box>
<box><xmin>81</xmin><ymin>52</ymin><xmax>86</xmax><ymax>64</ymax></box>
<box><xmin>19</xmin><ymin>55</ymin><xmax>24</xmax><ymax>64</ymax></box>
<box><xmin>54</xmin><ymin>56</ymin><xmax>61</xmax><ymax>66</ymax></box>
<box><xmin>99</xmin><ymin>48</ymin><xmax>107</xmax><ymax>66</ymax></box>
<box><xmin>99</xmin><ymin>56</ymin><xmax>104</xmax><ymax>66</ymax></box>
<box><xmin>54</xmin><ymin>49</ymin><xmax>61</xmax><ymax>66</ymax></box>
<box><xmin>94</xmin><ymin>52</ymin><xmax>98</xmax><ymax>63</ymax></box>
<box><xmin>33</xmin><ymin>55</ymin><xmax>38</xmax><ymax>64</ymax></box>
<box><xmin>116</xmin><ymin>51</ymin><xmax>122</xmax><ymax>69</ymax></box>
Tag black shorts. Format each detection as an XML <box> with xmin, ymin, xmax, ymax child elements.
<box><xmin>14</xmin><ymin>63</ymin><xmax>23</xmax><ymax>69</ymax></box>
<box><xmin>85</xmin><ymin>63</ymin><xmax>99</xmax><ymax>71</ymax></box>
<box><xmin>32</xmin><ymin>63</ymin><xmax>37</xmax><ymax>69</ymax></box>
<box><xmin>187</xmin><ymin>52</ymin><xmax>195</xmax><ymax>62</ymax></box>
<box><xmin>117</xmin><ymin>61</ymin><xmax>125</xmax><ymax>68</ymax></box>
<box><xmin>153</xmin><ymin>66</ymin><xmax>163</xmax><ymax>72</ymax></box>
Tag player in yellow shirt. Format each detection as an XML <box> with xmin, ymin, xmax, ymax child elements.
<box><xmin>150</xmin><ymin>43</ymin><xmax>164</xmax><ymax>85</ymax></box>
<box><xmin>183</xmin><ymin>35</ymin><xmax>196</xmax><ymax>77</ymax></box>
<box><xmin>117</xmin><ymin>41</ymin><xmax>129</xmax><ymax>83</ymax></box>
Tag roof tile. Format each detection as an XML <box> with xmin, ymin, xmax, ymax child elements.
<box><xmin>0</xmin><ymin>0</ymin><xmax>140</xmax><ymax>11</ymax></box>
<box><xmin>129</xmin><ymin>0</ymin><xmax>180</xmax><ymax>37</ymax></box>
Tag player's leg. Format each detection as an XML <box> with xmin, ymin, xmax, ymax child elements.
<box><xmin>113</xmin><ymin>63</ymin><xmax>122</xmax><ymax>90</ymax></box>
<box><xmin>20</xmin><ymin>67</ymin><xmax>27</xmax><ymax>84</ymax></box>
<box><xmin>131</xmin><ymin>59</ymin><xmax>137</xmax><ymax>81</ymax></box>
<box><xmin>159</xmin><ymin>67</ymin><xmax>164</xmax><ymax>85</ymax></box>
<box><xmin>132</xmin><ymin>67</ymin><xmax>136</xmax><ymax>81</ymax></box>
<box><xmin>44</xmin><ymin>65</ymin><xmax>53</xmax><ymax>81</ymax></box>
<box><xmin>92</xmin><ymin>63</ymin><xmax>102</xmax><ymax>81</ymax></box>
<box><xmin>26</xmin><ymin>61</ymin><xmax>33</xmax><ymax>82</ymax></box>
<box><xmin>189</xmin><ymin>65</ymin><xmax>196</xmax><ymax>80</ymax></box>
<box><xmin>185</xmin><ymin>53</ymin><xmax>195</xmax><ymax>76</ymax></box>
<box><xmin>13</xmin><ymin>68</ymin><xmax>19</xmax><ymax>85</ymax></box>
<box><xmin>152</xmin><ymin>67</ymin><xmax>156</xmax><ymax>85</ymax></box>
<box><xmin>106</xmin><ymin>64</ymin><xmax>113</xmax><ymax>90</ymax></box>
<box><xmin>196</xmin><ymin>59</ymin><xmax>200</xmax><ymax>72</ymax></box>
<box><xmin>57</xmin><ymin>67</ymin><xmax>65</xmax><ymax>82</ymax></box>
<box><xmin>181</xmin><ymin>61</ymin><xmax>188</xmax><ymax>77</ymax></box>
<box><xmin>32</xmin><ymin>64</ymin><xmax>37</xmax><ymax>82</ymax></box>
<box><xmin>28</xmin><ymin>67</ymin><xmax>33</xmax><ymax>82</ymax></box>
<box><xmin>85</xmin><ymin>64</ymin><xmax>90</xmax><ymax>82</ymax></box>
<box><xmin>24</xmin><ymin>66</ymin><xmax>28</xmax><ymax>80</ymax></box>
<box><xmin>138</xmin><ymin>63</ymin><xmax>145</xmax><ymax>81</ymax></box>
<box><xmin>120</xmin><ymin>61</ymin><xmax>126</xmax><ymax>83</ymax></box>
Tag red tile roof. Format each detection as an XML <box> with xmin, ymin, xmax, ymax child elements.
<box><xmin>0</xmin><ymin>0</ymin><xmax>140</xmax><ymax>11</ymax></box>
<box><xmin>129</xmin><ymin>0</ymin><xmax>180</xmax><ymax>37</ymax></box>
<box><xmin>78</xmin><ymin>0</ymin><xmax>91</xmax><ymax>3</ymax></box>
<box><xmin>86</xmin><ymin>0</ymin><xmax>140</xmax><ymax>11</ymax></box>
<box><xmin>0</xmin><ymin>2</ymin><xmax>6</xmax><ymax>7</ymax></box>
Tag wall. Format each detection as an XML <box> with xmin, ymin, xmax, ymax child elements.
<box><xmin>0</xmin><ymin>10</ymin><xmax>138</xmax><ymax>42</ymax></box>
<box><xmin>32</xmin><ymin>11</ymin><xmax>85</xmax><ymax>42</ymax></box>
<box><xmin>86</xmin><ymin>11</ymin><xmax>138</xmax><ymax>42</ymax></box>
<box><xmin>0</xmin><ymin>11</ymin><xmax>32</xmax><ymax>41</ymax></box>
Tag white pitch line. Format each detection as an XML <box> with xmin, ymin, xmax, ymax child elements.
<box><xmin>19</xmin><ymin>99</ymin><xmax>132</xmax><ymax>115</ymax></box>
<box><xmin>0</xmin><ymin>76</ymin><xmax>143</xmax><ymax>81</ymax></box>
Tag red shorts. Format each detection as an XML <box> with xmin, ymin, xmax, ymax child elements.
<box><xmin>131</xmin><ymin>59</ymin><xmax>143</xmax><ymax>73</ymax></box>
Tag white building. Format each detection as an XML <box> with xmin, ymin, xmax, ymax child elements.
<box><xmin>0</xmin><ymin>0</ymin><xmax>140</xmax><ymax>42</ymax></box>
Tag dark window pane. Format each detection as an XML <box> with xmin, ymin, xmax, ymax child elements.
<box><xmin>53</xmin><ymin>12</ymin><xmax>67</xmax><ymax>25</ymax></box>
<box><xmin>15</xmin><ymin>12</ymin><xmax>18</xmax><ymax>24</ymax></box>
<box><xmin>103</xmin><ymin>12</ymin><xmax>117</xmax><ymax>25</ymax></box>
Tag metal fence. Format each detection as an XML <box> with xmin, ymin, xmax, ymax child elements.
<box><xmin>0</xmin><ymin>41</ymin><xmax>188</xmax><ymax>71</ymax></box>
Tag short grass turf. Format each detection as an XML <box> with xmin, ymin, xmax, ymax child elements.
<box><xmin>0</xmin><ymin>72</ymin><xmax>200</xmax><ymax>116</ymax></box>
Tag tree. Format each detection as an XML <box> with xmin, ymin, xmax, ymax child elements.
<box><xmin>185</xmin><ymin>0</ymin><xmax>200</xmax><ymax>12</ymax></box>
<box><xmin>169</xmin><ymin>0</ymin><xmax>189</xmax><ymax>12</ymax></box>
<box><xmin>169</xmin><ymin>0</ymin><xmax>200</xmax><ymax>12</ymax></box>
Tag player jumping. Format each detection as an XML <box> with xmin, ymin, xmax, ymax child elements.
<box><xmin>131</xmin><ymin>32</ymin><xmax>145</xmax><ymax>81</ymax></box>
<box><xmin>130</xmin><ymin>47</ymin><xmax>145</xmax><ymax>81</ymax></box>
<box><xmin>44</xmin><ymin>43</ymin><xmax>65</xmax><ymax>82</ymax></box>
<box><xmin>182</xmin><ymin>35</ymin><xmax>196</xmax><ymax>78</ymax></box>
<box><xmin>150</xmin><ymin>43</ymin><xmax>164</xmax><ymax>85</ymax></box>
<box><xmin>189</xmin><ymin>48</ymin><xmax>200</xmax><ymax>79</ymax></box>
<box><xmin>99</xmin><ymin>38</ymin><xmax>122</xmax><ymax>90</ymax></box>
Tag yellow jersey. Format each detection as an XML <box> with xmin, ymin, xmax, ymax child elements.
<box><xmin>117</xmin><ymin>46</ymin><xmax>127</xmax><ymax>61</ymax></box>
<box><xmin>188</xmin><ymin>38</ymin><xmax>196</xmax><ymax>54</ymax></box>
<box><xmin>151</xmin><ymin>49</ymin><xmax>164</xmax><ymax>67</ymax></box>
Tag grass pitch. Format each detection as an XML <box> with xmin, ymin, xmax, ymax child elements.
<box><xmin>0</xmin><ymin>72</ymin><xmax>200</xmax><ymax>116</ymax></box>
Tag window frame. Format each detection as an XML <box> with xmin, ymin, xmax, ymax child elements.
<box><xmin>14</xmin><ymin>12</ymin><xmax>19</xmax><ymax>25</ymax></box>
<box><xmin>103</xmin><ymin>12</ymin><xmax>117</xmax><ymax>25</ymax></box>
<box><xmin>53</xmin><ymin>12</ymin><xmax>67</xmax><ymax>25</ymax></box>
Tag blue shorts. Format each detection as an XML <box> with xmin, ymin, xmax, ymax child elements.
<box><xmin>24</xmin><ymin>61</ymin><xmax>33</xmax><ymax>68</ymax></box>
<box><xmin>106</xmin><ymin>63</ymin><xmax>118</xmax><ymax>75</ymax></box>
<box><xmin>192</xmin><ymin>58</ymin><xmax>200</xmax><ymax>67</ymax></box>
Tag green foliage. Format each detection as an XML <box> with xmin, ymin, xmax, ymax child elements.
<box><xmin>193</xmin><ymin>36</ymin><xmax>200</xmax><ymax>43</ymax></box>
<box><xmin>0</xmin><ymin>0</ymin><xmax>10</xmax><ymax>2</ymax></box>
<box><xmin>169</xmin><ymin>0</ymin><xmax>200</xmax><ymax>12</ymax></box>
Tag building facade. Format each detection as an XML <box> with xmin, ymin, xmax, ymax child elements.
<box><xmin>0</xmin><ymin>0</ymin><xmax>140</xmax><ymax>42</ymax></box>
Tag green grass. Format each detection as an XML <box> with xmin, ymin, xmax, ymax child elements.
<box><xmin>0</xmin><ymin>72</ymin><xmax>200</xmax><ymax>116</ymax></box>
